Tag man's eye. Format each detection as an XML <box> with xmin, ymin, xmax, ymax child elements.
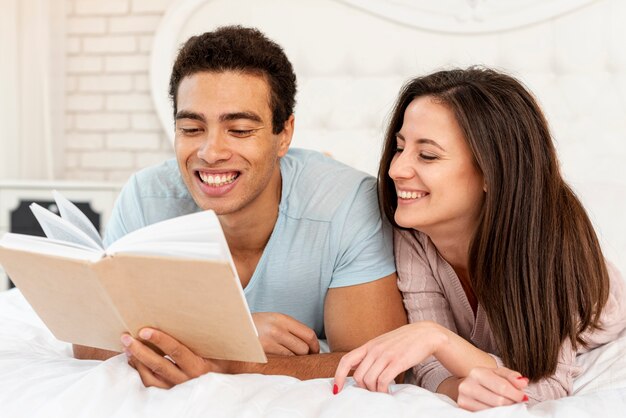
<box><xmin>179</xmin><ymin>127</ymin><xmax>202</xmax><ymax>135</ymax></box>
<box><xmin>229</xmin><ymin>129</ymin><xmax>255</xmax><ymax>137</ymax></box>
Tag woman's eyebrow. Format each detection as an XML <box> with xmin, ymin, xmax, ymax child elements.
<box><xmin>395</xmin><ymin>132</ymin><xmax>446</xmax><ymax>151</ymax></box>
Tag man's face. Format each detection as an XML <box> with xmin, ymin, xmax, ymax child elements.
<box><xmin>174</xmin><ymin>71</ymin><xmax>292</xmax><ymax>215</ymax></box>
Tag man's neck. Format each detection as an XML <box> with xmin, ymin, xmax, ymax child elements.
<box><xmin>218</xmin><ymin>166</ymin><xmax>282</xmax><ymax>256</ymax></box>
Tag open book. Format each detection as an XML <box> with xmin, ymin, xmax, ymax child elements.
<box><xmin>0</xmin><ymin>191</ymin><xmax>267</xmax><ymax>363</ymax></box>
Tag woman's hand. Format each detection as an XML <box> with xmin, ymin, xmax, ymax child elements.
<box><xmin>333</xmin><ymin>321</ymin><xmax>447</xmax><ymax>393</ymax></box>
<box><xmin>455</xmin><ymin>367</ymin><xmax>529</xmax><ymax>411</ymax></box>
<box><xmin>252</xmin><ymin>312</ymin><xmax>320</xmax><ymax>356</ymax></box>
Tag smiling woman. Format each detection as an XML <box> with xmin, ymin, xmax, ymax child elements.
<box><xmin>334</xmin><ymin>67</ymin><xmax>626</xmax><ymax>411</ymax></box>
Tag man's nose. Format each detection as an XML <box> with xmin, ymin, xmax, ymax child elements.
<box><xmin>197</xmin><ymin>130</ymin><xmax>232</xmax><ymax>164</ymax></box>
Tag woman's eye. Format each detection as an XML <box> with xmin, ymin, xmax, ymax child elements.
<box><xmin>395</xmin><ymin>146</ymin><xmax>404</xmax><ymax>153</ymax></box>
<box><xmin>419</xmin><ymin>153</ymin><xmax>438</xmax><ymax>161</ymax></box>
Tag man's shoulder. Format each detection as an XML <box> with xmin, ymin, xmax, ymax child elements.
<box><xmin>280</xmin><ymin>148</ymin><xmax>376</xmax><ymax>222</ymax></box>
<box><xmin>130</xmin><ymin>158</ymin><xmax>191</xmax><ymax>200</ymax></box>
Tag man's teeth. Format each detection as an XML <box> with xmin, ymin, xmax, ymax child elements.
<box><xmin>398</xmin><ymin>191</ymin><xmax>427</xmax><ymax>199</ymax></box>
<box><xmin>199</xmin><ymin>172</ymin><xmax>237</xmax><ymax>186</ymax></box>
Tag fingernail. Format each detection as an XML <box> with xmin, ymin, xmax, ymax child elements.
<box><xmin>139</xmin><ymin>328</ymin><xmax>153</xmax><ymax>340</ymax></box>
<box><xmin>523</xmin><ymin>395</ymin><xmax>529</xmax><ymax>402</ymax></box>
<box><xmin>123</xmin><ymin>348</ymin><xmax>132</xmax><ymax>358</ymax></box>
<box><xmin>121</xmin><ymin>334</ymin><xmax>133</xmax><ymax>347</ymax></box>
<box><xmin>333</xmin><ymin>384</ymin><xmax>338</xmax><ymax>395</ymax></box>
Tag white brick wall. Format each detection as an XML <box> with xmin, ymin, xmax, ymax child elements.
<box><xmin>64</xmin><ymin>0</ymin><xmax>176</xmax><ymax>182</ymax></box>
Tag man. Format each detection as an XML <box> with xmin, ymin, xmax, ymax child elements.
<box><xmin>74</xmin><ymin>26</ymin><xmax>406</xmax><ymax>388</ymax></box>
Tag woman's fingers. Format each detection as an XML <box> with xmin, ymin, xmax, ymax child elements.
<box><xmin>334</xmin><ymin>346</ymin><xmax>367</xmax><ymax>392</ymax></box>
<box><xmin>457</xmin><ymin>367</ymin><xmax>529</xmax><ymax>411</ymax></box>
<box><xmin>493</xmin><ymin>367</ymin><xmax>529</xmax><ymax>391</ymax></box>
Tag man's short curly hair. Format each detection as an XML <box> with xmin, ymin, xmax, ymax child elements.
<box><xmin>169</xmin><ymin>25</ymin><xmax>297</xmax><ymax>134</ymax></box>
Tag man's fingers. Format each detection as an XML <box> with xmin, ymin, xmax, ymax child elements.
<box><xmin>254</xmin><ymin>312</ymin><xmax>320</xmax><ymax>356</ymax></box>
<box><xmin>122</xmin><ymin>333</ymin><xmax>188</xmax><ymax>385</ymax></box>
<box><xmin>286</xmin><ymin>321</ymin><xmax>320</xmax><ymax>354</ymax></box>
<box><xmin>136</xmin><ymin>328</ymin><xmax>206</xmax><ymax>376</ymax></box>
<box><xmin>278</xmin><ymin>332</ymin><xmax>313</xmax><ymax>356</ymax></box>
<box><xmin>133</xmin><ymin>358</ymin><xmax>173</xmax><ymax>389</ymax></box>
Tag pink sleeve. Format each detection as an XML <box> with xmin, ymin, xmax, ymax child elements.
<box><xmin>395</xmin><ymin>229</ymin><xmax>456</xmax><ymax>393</ymax></box>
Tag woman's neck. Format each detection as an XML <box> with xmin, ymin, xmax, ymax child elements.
<box><xmin>427</xmin><ymin>227</ymin><xmax>478</xmax><ymax>315</ymax></box>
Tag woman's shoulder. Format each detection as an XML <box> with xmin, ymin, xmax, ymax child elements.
<box><xmin>393</xmin><ymin>228</ymin><xmax>442</xmax><ymax>260</ymax></box>
<box><xmin>393</xmin><ymin>228</ymin><xmax>447</xmax><ymax>288</ymax></box>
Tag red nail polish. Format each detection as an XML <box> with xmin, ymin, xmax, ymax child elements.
<box><xmin>523</xmin><ymin>395</ymin><xmax>529</xmax><ymax>402</ymax></box>
<box><xmin>333</xmin><ymin>384</ymin><xmax>338</xmax><ymax>395</ymax></box>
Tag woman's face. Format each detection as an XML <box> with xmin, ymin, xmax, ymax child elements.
<box><xmin>389</xmin><ymin>96</ymin><xmax>485</xmax><ymax>237</ymax></box>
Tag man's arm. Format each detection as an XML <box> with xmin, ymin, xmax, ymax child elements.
<box><xmin>124</xmin><ymin>273</ymin><xmax>407</xmax><ymax>387</ymax></box>
<box><xmin>229</xmin><ymin>273</ymin><xmax>407</xmax><ymax>376</ymax></box>
<box><xmin>73</xmin><ymin>344</ymin><xmax>119</xmax><ymax>361</ymax></box>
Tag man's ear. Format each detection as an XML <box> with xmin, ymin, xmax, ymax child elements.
<box><xmin>277</xmin><ymin>115</ymin><xmax>294</xmax><ymax>157</ymax></box>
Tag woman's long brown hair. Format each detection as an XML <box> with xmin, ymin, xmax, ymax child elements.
<box><xmin>379</xmin><ymin>67</ymin><xmax>610</xmax><ymax>381</ymax></box>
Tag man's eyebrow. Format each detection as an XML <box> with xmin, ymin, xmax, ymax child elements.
<box><xmin>219</xmin><ymin>112</ymin><xmax>263</xmax><ymax>123</ymax></box>
<box><xmin>395</xmin><ymin>133</ymin><xmax>446</xmax><ymax>151</ymax></box>
<box><xmin>175</xmin><ymin>110</ymin><xmax>205</xmax><ymax>122</ymax></box>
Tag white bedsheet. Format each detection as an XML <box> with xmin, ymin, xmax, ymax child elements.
<box><xmin>0</xmin><ymin>288</ymin><xmax>625</xmax><ymax>418</ymax></box>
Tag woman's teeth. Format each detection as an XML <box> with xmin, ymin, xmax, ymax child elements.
<box><xmin>398</xmin><ymin>191</ymin><xmax>427</xmax><ymax>199</ymax></box>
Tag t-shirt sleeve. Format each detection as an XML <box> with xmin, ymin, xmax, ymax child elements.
<box><xmin>102</xmin><ymin>175</ymin><xmax>146</xmax><ymax>247</ymax></box>
<box><xmin>394</xmin><ymin>228</ymin><xmax>456</xmax><ymax>392</ymax></box>
<box><xmin>328</xmin><ymin>178</ymin><xmax>396</xmax><ymax>287</ymax></box>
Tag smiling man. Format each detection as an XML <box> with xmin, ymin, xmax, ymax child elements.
<box><xmin>73</xmin><ymin>26</ymin><xmax>406</xmax><ymax>388</ymax></box>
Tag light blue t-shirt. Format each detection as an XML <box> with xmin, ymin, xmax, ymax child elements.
<box><xmin>103</xmin><ymin>148</ymin><xmax>395</xmax><ymax>337</ymax></box>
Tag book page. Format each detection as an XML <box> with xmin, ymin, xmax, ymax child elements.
<box><xmin>30</xmin><ymin>203</ymin><xmax>103</xmax><ymax>251</ymax></box>
<box><xmin>0</xmin><ymin>233</ymin><xmax>103</xmax><ymax>262</ymax></box>
<box><xmin>112</xmin><ymin>242</ymin><xmax>224</xmax><ymax>260</ymax></box>
<box><xmin>53</xmin><ymin>190</ymin><xmax>103</xmax><ymax>248</ymax></box>
<box><xmin>107</xmin><ymin>210</ymin><xmax>230</xmax><ymax>260</ymax></box>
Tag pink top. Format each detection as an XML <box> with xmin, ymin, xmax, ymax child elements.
<box><xmin>395</xmin><ymin>228</ymin><xmax>626</xmax><ymax>403</ymax></box>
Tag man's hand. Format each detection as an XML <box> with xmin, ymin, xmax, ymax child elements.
<box><xmin>252</xmin><ymin>312</ymin><xmax>320</xmax><ymax>356</ymax></box>
<box><xmin>122</xmin><ymin>328</ymin><xmax>228</xmax><ymax>389</ymax></box>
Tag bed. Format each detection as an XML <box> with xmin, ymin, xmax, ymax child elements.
<box><xmin>2</xmin><ymin>0</ymin><xmax>626</xmax><ymax>416</ymax></box>
<box><xmin>1</xmin><ymin>288</ymin><xmax>625</xmax><ymax>417</ymax></box>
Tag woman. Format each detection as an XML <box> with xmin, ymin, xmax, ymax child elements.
<box><xmin>333</xmin><ymin>68</ymin><xmax>626</xmax><ymax>410</ymax></box>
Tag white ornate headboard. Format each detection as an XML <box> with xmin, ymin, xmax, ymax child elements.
<box><xmin>150</xmin><ymin>0</ymin><xmax>626</xmax><ymax>272</ymax></box>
